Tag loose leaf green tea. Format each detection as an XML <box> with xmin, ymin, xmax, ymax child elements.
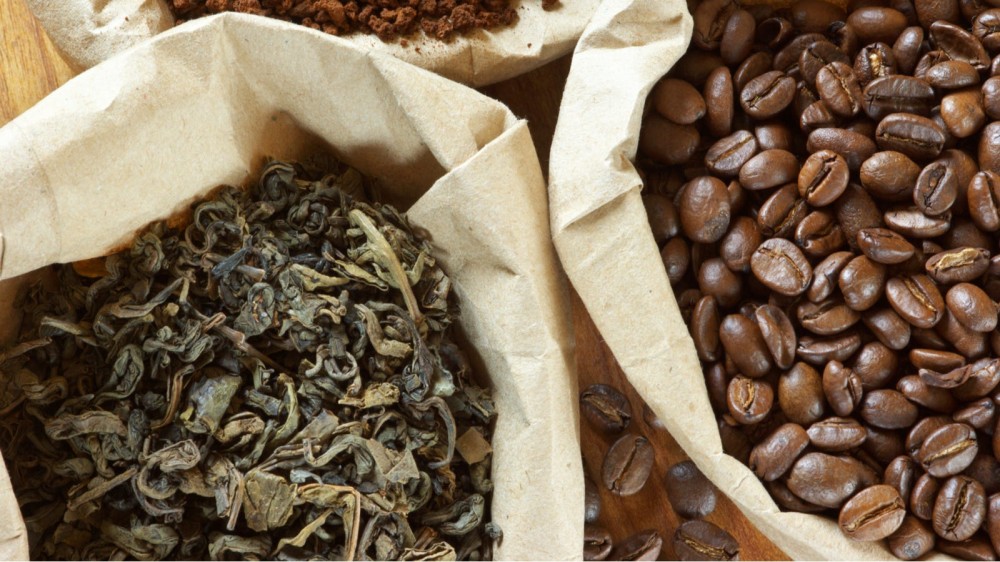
<box><xmin>0</xmin><ymin>158</ymin><xmax>499</xmax><ymax>560</ymax></box>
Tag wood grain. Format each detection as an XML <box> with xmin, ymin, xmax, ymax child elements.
<box><xmin>0</xmin><ymin>1</ymin><xmax>789</xmax><ymax>558</ymax></box>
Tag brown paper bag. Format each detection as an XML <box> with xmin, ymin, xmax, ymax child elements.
<box><xmin>26</xmin><ymin>0</ymin><xmax>600</xmax><ymax>86</ymax></box>
<box><xmin>549</xmin><ymin>0</ymin><xmax>933</xmax><ymax>559</ymax></box>
<box><xmin>0</xmin><ymin>15</ymin><xmax>583</xmax><ymax>560</ymax></box>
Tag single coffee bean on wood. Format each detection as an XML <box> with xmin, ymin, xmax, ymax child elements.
<box><xmin>602</xmin><ymin>433</ymin><xmax>655</xmax><ymax>496</ymax></box>
<box><xmin>665</xmin><ymin>460</ymin><xmax>719</xmax><ymax>519</ymax></box>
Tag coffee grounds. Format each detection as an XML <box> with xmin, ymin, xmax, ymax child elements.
<box><xmin>168</xmin><ymin>0</ymin><xmax>556</xmax><ymax>41</ymax></box>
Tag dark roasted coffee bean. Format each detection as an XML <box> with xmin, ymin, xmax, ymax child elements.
<box><xmin>807</xmin><ymin>127</ymin><xmax>878</xmax><ymax>170</ymax></box>
<box><xmin>984</xmin><ymin>77</ymin><xmax>1000</xmax><ymax>119</ymax></box>
<box><xmin>795</xmin><ymin>210</ymin><xmax>847</xmax><ymax>258</ymax></box>
<box><xmin>917</xmin><ymin>423</ymin><xmax>978</xmax><ymax>477</ymax></box>
<box><xmin>887</xmin><ymin>274</ymin><xmax>946</xmax><ymax>328</ymax></box>
<box><xmin>941</xmin><ymin>88</ymin><xmax>987</xmax><ymax>139</ymax></box>
<box><xmin>931</xmin><ymin>20</ymin><xmax>990</xmax><ymax>70</ymax></box>
<box><xmin>720</xmin><ymin>314</ymin><xmax>773</xmax><ymax>378</ymax></box>
<box><xmin>809</xmin><ymin>250</ymin><xmax>853</xmax><ymax>302</ymax></box>
<box><xmin>787</xmin><ymin>452</ymin><xmax>877</xmax><ymax>508</ymax></box>
<box><xmin>640</xmin><ymin>113</ymin><xmax>700</xmax><ymax>165</ymax></box>
<box><xmin>886</xmin><ymin>455</ymin><xmax>920</xmax><ymax>501</ymax></box>
<box><xmin>720</xmin><ymin>217</ymin><xmax>761</xmax><ymax>272</ymax></box>
<box><xmin>734</xmin><ymin>52</ymin><xmax>774</xmax><ymax>92</ymax></box>
<box><xmin>912</xmin><ymin>473</ymin><xmax>942</xmax><ymax>520</ymax></box>
<box><xmin>857</xmin><ymin>227</ymin><xmax>916</xmax><ymax>264</ymax></box>
<box><xmin>602</xmin><ymin>433</ymin><xmax>655</xmax><ymax>495</ymax></box>
<box><xmin>653</xmin><ymin>78</ymin><xmax>707</xmax><ymax>125</ymax></box>
<box><xmin>934</xmin><ymin>476</ymin><xmax>987</xmax><ymax>541</ymax></box>
<box><xmin>800</xmin><ymin>40</ymin><xmax>852</xmax><ymax>84</ymax></box>
<box><xmin>757</xmin><ymin>16</ymin><xmax>794</xmax><ymax>49</ymax></box>
<box><xmin>865</xmin><ymin>425</ymin><xmax>908</xmax><ymax>466</ymax></box>
<box><xmin>864</xmin><ymin>309</ymin><xmax>912</xmax><ymax>351</ymax></box>
<box><xmin>920</xmin><ymin>364</ymin><xmax>973</xmax><ymax>388</ymax></box>
<box><xmin>840</xmin><ymin>484</ymin><xmax>907</xmax><ymax>540</ymax></box>
<box><xmin>914</xmin><ymin>159</ymin><xmax>959</xmax><ymax>216</ymax></box>
<box><xmin>644</xmin><ymin>194</ymin><xmax>680</xmax><ymax>246</ymax></box>
<box><xmin>988</xmin><ymin>494</ymin><xmax>1000</xmax><ymax>554</ymax></box>
<box><xmin>797</xmin><ymin>299</ymin><xmax>860</xmax><ymax>335</ymax></box>
<box><xmin>836</xmin><ymin>183</ymin><xmax>885</xmax><ymax>247</ymax></box>
<box><xmin>963</xmin><ymin>456</ymin><xmax>1000</xmax><ymax>496</ymax></box>
<box><xmin>680</xmin><ymin>176</ymin><xmax>732</xmax><ymax>244</ymax></box>
<box><xmin>779</xmin><ymin>362</ymin><xmax>826</xmax><ymax>425</ymax></box>
<box><xmin>829</xmin><ymin>20</ymin><xmax>860</xmax><ymax>57</ymax></box>
<box><xmin>585</xmin><ymin>478</ymin><xmax>601</xmax><ymax>524</ymax></box>
<box><xmin>706</xmin><ymin>362</ymin><xmax>731</xmax><ymax>413</ymax></box>
<box><xmin>807</xmin><ymin>417</ymin><xmax>867</xmax><ymax>451</ymax></box>
<box><xmin>936</xmin><ymin>534</ymin><xmax>998</xmax><ymax>561</ymax></box>
<box><xmin>698</xmin><ymin>258</ymin><xmax>742</xmax><ymax>308</ymax></box>
<box><xmin>937</xmin><ymin>309</ymin><xmax>990</xmax><ymax>360</ymax></box>
<box><xmin>840</xmin><ymin>255</ymin><xmax>887</xmax><ymax>311</ymax></box>
<box><xmin>754</xmin><ymin>121</ymin><xmax>793</xmax><ymax>151</ymax></box>
<box><xmin>914</xmin><ymin>50</ymin><xmax>953</xmax><ymax>80</ymax></box>
<box><xmin>974</xmin><ymin>9</ymin><xmax>1000</xmax><ymax>52</ymax></box>
<box><xmin>661</xmin><ymin>237</ymin><xmax>690</xmax><ymax>284</ymax></box>
<box><xmin>954</xmin><ymin>398</ymin><xmax>996</xmax><ymax>430</ymax></box>
<box><xmin>823</xmin><ymin>360</ymin><xmax>864</xmax><ymax>416</ymax></box>
<box><xmin>800</xmin><ymin>100</ymin><xmax>839</xmax><ymax>132</ymax></box>
<box><xmin>767</xmin><ymin>478</ymin><xmax>827</xmax><ymax>513</ymax></box>
<box><xmin>899</xmin><ymin>374</ymin><xmax>959</xmax><ymax>412</ymax></box>
<box><xmin>875</xmin><ymin>112</ymin><xmax>947</xmax><ymax>161</ymax></box>
<box><xmin>611</xmin><ymin>529</ymin><xmax>663</xmax><ymax>561</ymax></box>
<box><xmin>884</xmin><ymin>206</ymin><xmax>952</xmax><ymax>238</ymax></box>
<box><xmin>705</xmin><ymin>130</ymin><xmax>758</xmax><ymax>177</ymax></box>
<box><xmin>665</xmin><ymin>460</ymin><xmax>718</xmax><ymax>519</ymax></box>
<box><xmin>751</xmin><ymin>238</ymin><xmax>813</xmax><ymax>296</ymax></box>
<box><xmin>927</xmin><ymin>60</ymin><xmax>981</xmax><ymax>90</ymax></box>
<box><xmin>915</xmin><ymin>0</ymin><xmax>961</xmax><ymax>27</ymax></box>
<box><xmin>927</xmin><ymin>247</ymin><xmax>991</xmax><ymax>284</ymax></box>
<box><xmin>692</xmin><ymin>297</ymin><xmax>721</xmax><ymax>363</ymax></box>
<box><xmin>740</xmin><ymin>70</ymin><xmax>796</xmax><ymax>120</ymax></box>
<box><xmin>749</xmin><ymin>422</ymin><xmax>810</xmax><ymax>480</ymax></box>
<box><xmin>757</xmin><ymin>184</ymin><xmax>808</xmax><ymax>238</ymax></box>
<box><xmin>848</xmin><ymin>7</ymin><xmax>909</xmax><ymax>43</ymax></box>
<box><xmin>908</xmin><ymin>416</ymin><xmax>953</xmax><ymax>456</ymax></box>
<box><xmin>584</xmin><ymin>524</ymin><xmax>613</xmax><ymax>561</ymax></box>
<box><xmin>581</xmin><ymin>384</ymin><xmax>633</xmax><ymax>433</ymax></box>
<box><xmin>727</xmin><ymin>375</ymin><xmax>774</xmax><ymax>425</ymax></box>
<box><xmin>774</xmin><ymin>33</ymin><xmax>829</xmax><ymax>71</ymax></box>
<box><xmin>894</xmin><ymin>26</ymin><xmax>925</xmax><ymax>75</ymax></box>
<box><xmin>739</xmin><ymin>149</ymin><xmax>800</xmax><ymax>190</ymax></box>
<box><xmin>888</xmin><ymin>516</ymin><xmax>936</xmax><ymax>560</ymax></box>
<box><xmin>798</xmin><ymin>332</ymin><xmax>863</xmax><ymax>365</ymax></box>
<box><xmin>755</xmin><ymin>304</ymin><xmax>797</xmax><ymax>370</ymax></box>
<box><xmin>720</xmin><ymin>9</ymin><xmax>755</xmax><ymax>67</ymax></box>
<box><xmin>861</xmin><ymin>389</ymin><xmax>919</xmax><ymax>429</ymax></box>
<box><xmin>860</xmin><ymin>150</ymin><xmax>920</xmax><ymax>201</ymax></box>
<box><xmin>817</xmin><ymin>62</ymin><xmax>864</xmax><ymax>117</ymax></box>
<box><xmin>854</xmin><ymin>341</ymin><xmax>902</xmax><ymax>389</ymax></box>
<box><xmin>791</xmin><ymin>0</ymin><xmax>847</xmax><ymax>33</ymax></box>
<box><xmin>692</xmin><ymin>0</ymin><xmax>737</xmax><ymax>50</ymax></box>
<box><xmin>955</xmin><ymin>359</ymin><xmax>1000</xmax><ymax>401</ymax></box>
<box><xmin>704</xmin><ymin>66</ymin><xmax>735</xmax><ymax>138</ymax></box>
<box><xmin>947</xmin><ymin>283</ymin><xmax>998</xmax><ymax>332</ymax></box>
<box><xmin>673</xmin><ymin>50</ymin><xmax>727</xmax><ymax>87</ymax></box>
<box><xmin>855</xmin><ymin>42</ymin><xmax>897</xmax><ymax>87</ymax></box>
<box><xmin>862</xmin><ymin>76</ymin><xmax>936</xmax><ymax>121</ymax></box>
<box><xmin>673</xmin><ymin>521</ymin><xmax>739</xmax><ymax>561</ymax></box>
<box><xmin>980</xmin><ymin>122</ymin><xmax>1000</xmax><ymax>173</ymax></box>
<box><xmin>798</xmin><ymin>149</ymin><xmax>850</xmax><ymax>206</ymax></box>
<box><xmin>969</xmin><ymin>171</ymin><xmax>1000</xmax><ymax>232</ymax></box>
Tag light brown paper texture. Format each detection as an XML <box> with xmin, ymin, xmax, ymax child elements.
<box><xmin>549</xmin><ymin>0</ymin><xmax>946</xmax><ymax>560</ymax></box>
<box><xmin>27</xmin><ymin>0</ymin><xmax>600</xmax><ymax>86</ymax></box>
<box><xmin>0</xmin><ymin>14</ymin><xmax>582</xmax><ymax>560</ymax></box>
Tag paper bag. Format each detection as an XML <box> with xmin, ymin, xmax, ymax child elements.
<box><xmin>0</xmin><ymin>14</ymin><xmax>582</xmax><ymax>560</ymax></box>
<box><xmin>26</xmin><ymin>0</ymin><xmax>600</xmax><ymax>86</ymax></box>
<box><xmin>548</xmin><ymin>0</ymin><xmax>936</xmax><ymax>559</ymax></box>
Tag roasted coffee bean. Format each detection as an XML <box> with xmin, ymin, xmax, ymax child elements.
<box><xmin>720</xmin><ymin>217</ymin><xmax>761</xmax><ymax>272</ymax></box>
<box><xmin>938</xmin><ymin>309</ymin><xmax>990</xmax><ymax>360</ymax></box>
<box><xmin>800</xmin><ymin>40</ymin><xmax>852</xmax><ymax>84</ymax></box>
<box><xmin>980</xmin><ymin>122</ymin><xmax>1000</xmax><ymax>173</ymax></box>
<box><xmin>890</xmin><ymin>516</ymin><xmax>937</xmax><ymax>559</ymax></box>
<box><xmin>974</xmin><ymin>9</ymin><xmax>1000</xmax><ymax>52</ymax></box>
<box><xmin>840</xmin><ymin>485</ymin><xmax>907</xmax><ymax>541</ymax></box>
<box><xmin>584</xmin><ymin>524</ymin><xmax>613</xmax><ymax>561</ymax></box>
<box><xmin>823</xmin><ymin>360</ymin><xmax>864</xmax><ymax>417</ymax></box>
<box><xmin>692</xmin><ymin>0</ymin><xmax>737</xmax><ymax>50</ymax></box>
<box><xmin>721</xmin><ymin>9</ymin><xmax>756</xmax><ymax>66</ymax></box>
<box><xmin>911</xmin><ymin>348</ymin><xmax>966</xmax><ymax>372</ymax></box>
<box><xmin>734</xmin><ymin>52</ymin><xmax>774</xmax><ymax>92</ymax></box>
<box><xmin>680</xmin><ymin>176</ymin><xmax>732</xmax><ymax>243</ymax></box>
<box><xmin>807</xmin><ymin>127</ymin><xmax>878</xmax><ymax>170</ymax></box>
<box><xmin>899</xmin><ymin>374</ymin><xmax>959</xmax><ymax>412</ymax></box>
<box><xmin>962</xmin><ymin>455</ymin><xmax>1000</xmax><ymax>495</ymax></box>
<box><xmin>917</xmin><ymin>423</ymin><xmax>979</xmax><ymax>477</ymax></box>
<box><xmin>836</xmin><ymin>183</ymin><xmax>885</xmax><ymax>247</ymax></box>
<box><xmin>705</xmin><ymin>67</ymin><xmax>735</xmax><ymax>138</ymax></box>
<box><xmin>602</xmin><ymin>433</ymin><xmax>655</xmax><ymax>495</ymax></box>
<box><xmin>908</xmin><ymin>416</ymin><xmax>953</xmax><ymax>456</ymax></box>
<box><xmin>914</xmin><ymin>50</ymin><xmax>953</xmax><ymax>80</ymax></box>
<box><xmin>774</xmin><ymin>33</ymin><xmax>828</xmax><ymax>71</ymax></box>
<box><xmin>848</xmin><ymin>7</ymin><xmax>909</xmax><ymax>43</ymax></box>
<box><xmin>767</xmin><ymin>478</ymin><xmax>827</xmax><ymax>513</ymax></box>
<box><xmin>798</xmin><ymin>149</ymin><xmax>850</xmax><ymax>206</ymax></box>
<box><xmin>864</xmin><ymin>425</ymin><xmax>908</xmax><ymax>467</ymax></box>
<box><xmin>840</xmin><ymin>255</ymin><xmax>887</xmax><ymax>311</ymax></box>
<box><xmin>931</xmin><ymin>21</ymin><xmax>990</xmax><ymax>70</ymax></box>
<box><xmin>969</xmin><ymin>171</ymin><xmax>1000</xmax><ymax>232</ymax></box>
<box><xmin>665</xmin><ymin>460</ymin><xmax>718</xmax><ymax>519</ymax></box>
<box><xmin>912</xmin><ymin>473</ymin><xmax>942</xmax><ymax>520</ymax></box>
<box><xmin>926</xmin><ymin>247</ymin><xmax>991</xmax><ymax>284</ymax></box>
<box><xmin>673</xmin><ymin>50</ymin><xmax>727</xmax><ymax>86</ymax></box>
<box><xmin>673</xmin><ymin>520</ymin><xmax>739</xmax><ymax>561</ymax></box>
<box><xmin>936</xmin><ymin>534</ymin><xmax>998</xmax><ymax>561</ymax></box>
<box><xmin>800</xmin><ymin>100</ymin><xmax>839</xmax><ymax>132</ymax></box>
<box><xmin>739</xmin><ymin>149</ymin><xmax>800</xmax><ymax>190</ymax></box>
<box><xmin>795</xmin><ymin>210</ymin><xmax>846</xmax><ymax>258</ymax></box>
<box><xmin>894</xmin><ymin>26</ymin><xmax>926</xmax><ymax>75</ymax></box>
<box><xmin>947</xmin><ymin>283</ymin><xmax>998</xmax><ymax>332</ymax></box>
<box><xmin>941</xmin><ymin>88</ymin><xmax>987</xmax><ymax>138</ymax></box>
<box><xmin>705</xmin><ymin>130</ymin><xmax>758</xmax><ymax>177</ymax></box>
<box><xmin>727</xmin><ymin>375</ymin><xmax>774</xmax><ymax>424</ymax></box>
<box><xmin>779</xmin><ymin>362</ymin><xmax>827</xmax><ymax>425</ymax></box>
<box><xmin>809</xmin><ymin>251</ymin><xmax>853</xmax><ymax>302</ymax></box>
<box><xmin>797</xmin><ymin>299</ymin><xmax>860</xmax><ymax>336</ymax></box>
<box><xmin>691</xmin><ymin>296</ymin><xmax>722</xmax><ymax>362</ymax></box>
<box><xmin>887</xmin><ymin>274</ymin><xmax>946</xmax><ymax>328</ymax></box>
<box><xmin>698</xmin><ymin>258</ymin><xmax>742</xmax><ymax>308</ymax></box>
<box><xmin>861</xmin><ymin>389</ymin><xmax>919</xmax><ymax>429</ymax></box>
<box><xmin>751</xmin><ymin>238</ymin><xmax>813</xmax><ymax>296</ymax></box>
<box><xmin>740</xmin><ymin>71</ymin><xmax>796</xmax><ymax>120</ymax></box>
<box><xmin>855</xmin><ymin>42</ymin><xmax>897</xmax><ymax>87</ymax></box>
<box><xmin>854</xmin><ymin>341</ymin><xmax>902</xmax><ymax>389</ymax></box>
<box><xmin>791</xmin><ymin>0</ymin><xmax>847</xmax><ymax>33</ymax></box>
<box><xmin>927</xmin><ymin>61</ymin><xmax>981</xmax><ymax>90</ymax></box>
<box><xmin>720</xmin><ymin>314</ymin><xmax>773</xmax><ymax>378</ymax></box>
<box><xmin>757</xmin><ymin>184</ymin><xmax>808</xmax><ymax>239</ymax></box>
<box><xmin>644</xmin><ymin>194</ymin><xmax>679</xmax><ymax>245</ymax></box>
<box><xmin>798</xmin><ymin>332</ymin><xmax>863</xmax><ymax>365</ymax></box>
<box><xmin>862</xmin><ymin>76</ymin><xmax>935</xmax><ymax>121</ymax></box>
<box><xmin>864</xmin><ymin>309</ymin><xmax>912</xmax><ymax>352</ymax></box>
<box><xmin>754</xmin><ymin>121</ymin><xmax>793</xmax><ymax>151</ymax></box>
<box><xmin>983</xmin><ymin>77</ymin><xmax>1000</xmax><ymax>119</ymax></box>
<box><xmin>829</xmin><ymin>20</ymin><xmax>859</xmax><ymax>57</ymax></box>
<box><xmin>934</xmin><ymin>476</ymin><xmax>987</xmax><ymax>541</ymax></box>
<box><xmin>988</xmin><ymin>494</ymin><xmax>1000</xmax><ymax>554</ymax></box>
<box><xmin>953</xmin><ymin>398</ymin><xmax>996</xmax><ymax>430</ymax></box>
<box><xmin>886</xmin><ymin>455</ymin><xmax>920</xmax><ymax>501</ymax></box>
<box><xmin>749</xmin><ymin>423</ymin><xmax>810</xmax><ymax>480</ymax></box>
<box><xmin>755</xmin><ymin>304</ymin><xmax>797</xmax><ymax>370</ymax></box>
<box><xmin>807</xmin><ymin>417</ymin><xmax>867</xmax><ymax>452</ymax></box>
<box><xmin>611</xmin><ymin>530</ymin><xmax>663</xmax><ymax>561</ymax></box>
<box><xmin>857</xmin><ymin>227</ymin><xmax>916</xmax><ymax>264</ymax></box>
<box><xmin>581</xmin><ymin>384</ymin><xmax>633</xmax><ymax>433</ymax></box>
<box><xmin>640</xmin><ymin>113</ymin><xmax>701</xmax><ymax>165</ymax></box>
<box><xmin>884</xmin><ymin>206</ymin><xmax>952</xmax><ymax>238</ymax></box>
<box><xmin>787</xmin><ymin>452</ymin><xmax>877</xmax><ymax>508</ymax></box>
<box><xmin>706</xmin><ymin>362</ymin><xmax>731</xmax><ymax>413</ymax></box>
<box><xmin>795</xmin><ymin>79</ymin><xmax>821</xmax><ymax>117</ymax></box>
<box><xmin>955</xmin><ymin>358</ymin><xmax>1000</xmax><ymax>401</ymax></box>
<box><xmin>914</xmin><ymin>159</ymin><xmax>959</xmax><ymax>216</ymax></box>
<box><xmin>914</xmin><ymin>0</ymin><xmax>961</xmax><ymax>27</ymax></box>
<box><xmin>817</xmin><ymin>62</ymin><xmax>864</xmax><ymax>117</ymax></box>
<box><xmin>661</xmin><ymin>237</ymin><xmax>690</xmax><ymax>284</ymax></box>
<box><xmin>875</xmin><ymin>112</ymin><xmax>946</xmax><ymax>161</ymax></box>
<box><xmin>653</xmin><ymin>78</ymin><xmax>707</xmax><ymax>125</ymax></box>
<box><xmin>585</xmin><ymin>478</ymin><xmax>601</xmax><ymax>524</ymax></box>
<box><xmin>920</xmin><ymin>364</ymin><xmax>972</xmax><ymax>388</ymax></box>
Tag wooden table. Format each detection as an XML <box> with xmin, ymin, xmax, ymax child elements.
<box><xmin>0</xmin><ymin>1</ymin><xmax>789</xmax><ymax>559</ymax></box>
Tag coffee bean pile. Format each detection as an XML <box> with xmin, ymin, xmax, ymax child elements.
<box><xmin>580</xmin><ymin>384</ymin><xmax>740</xmax><ymax>560</ymax></box>
<box><xmin>642</xmin><ymin>0</ymin><xmax>1000</xmax><ymax>558</ymax></box>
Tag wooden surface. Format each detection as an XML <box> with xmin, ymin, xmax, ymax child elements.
<box><xmin>0</xmin><ymin>1</ymin><xmax>789</xmax><ymax>559</ymax></box>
